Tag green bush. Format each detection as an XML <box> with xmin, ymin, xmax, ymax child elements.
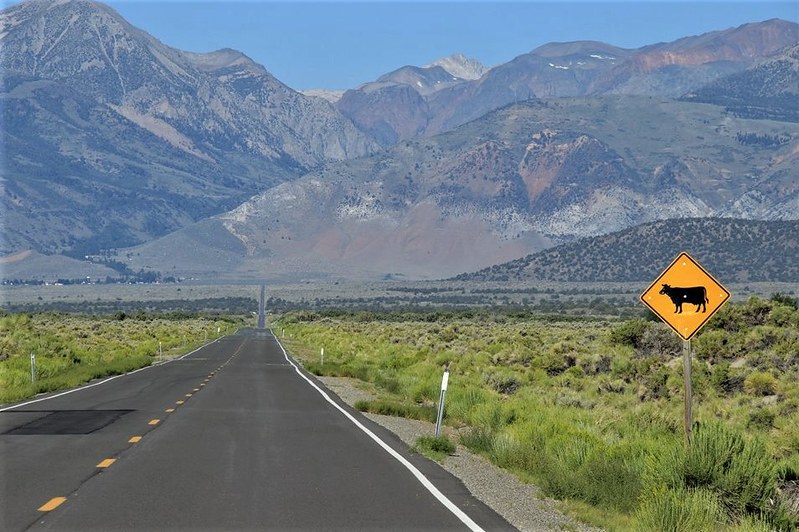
<box><xmin>644</xmin><ymin>422</ymin><xmax>777</xmax><ymax>518</ymax></box>
<box><xmin>744</xmin><ymin>371</ymin><xmax>778</xmax><ymax>396</ymax></box>
<box><xmin>635</xmin><ymin>487</ymin><xmax>722</xmax><ymax>531</ymax></box>
<box><xmin>609</xmin><ymin>318</ymin><xmax>649</xmax><ymax>348</ymax></box>
<box><xmin>459</xmin><ymin>426</ymin><xmax>495</xmax><ymax>454</ymax></box>
<box><xmin>777</xmin><ymin>454</ymin><xmax>799</xmax><ymax>481</ymax></box>
<box><xmin>414</xmin><ymin>435</ymin><xmax>456</xmax><ymax>460</ymax></box>
<box><xmin>747</xmin><ymin>408</ymin><xmax>776</xmax><ymax>430</ymax></box>
<box><xmin>353</xmin><ymin>399</ymin><xmax>437</xmax><ymax>422</ymax></box>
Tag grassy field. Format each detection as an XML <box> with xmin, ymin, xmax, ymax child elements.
<box><xmin>276</xmin><ymin>297</ymin><xmax>799</xmax><ymax>531</ymax></box>
<box><xmin>0</xmin><ymin>312</ymin><xmax>243</xmax><ymax>404</ymax></box>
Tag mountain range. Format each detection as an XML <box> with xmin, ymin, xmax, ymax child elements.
<box><xmin>0</xmin><ymin>0</ymin><xmax>376</xmax><ymax>255</ymax></box>
<box><xmin>1</xmin><ymin>0</ymin><xmax>798</xmax><ymax>282</ymax></box>
<box><xmin>453</xmin><ymin>218</ymin><xmax>799</xmax><ymax>283</ymax></box>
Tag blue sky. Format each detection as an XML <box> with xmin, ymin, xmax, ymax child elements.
<box><xmin>100</xmin><ymin>1</ymin><xmax>799</xmax><ymax>90</ymax></box>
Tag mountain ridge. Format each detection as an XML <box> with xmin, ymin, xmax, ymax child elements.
<box><xmin>2</xmin><ymin>2</ymin><xmax>798</xmax><ymax>283</ymax></box>
<box><xmin>453</xmin><ymin>218</ymin><xmax>799</xmax><ymax>283</ymax></box>
<box><xmin>110</xmin><ymin>96</ymin><xmax>799</xmax><ymax>281</ymax></box>
<box><xmin>337</xmin><ymin>18</ymin><xmax>798</xmax><ymax>145</ymax></box>
<box><xmin>0</xmin><ymin>0</ymin><xmax>377</xmax><ymax>255</ymax></box>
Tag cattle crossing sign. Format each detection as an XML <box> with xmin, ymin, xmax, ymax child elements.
<box><xmin>640</xmin><ymin>252</ymin><xmax>731</xmax><ymax>341</ymax></box>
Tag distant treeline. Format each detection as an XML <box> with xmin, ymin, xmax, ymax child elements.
<box><xmin>735</xmin><ymin>132</ymin><xmax>793</xmax><ymax>147</ymax></box>
<box><xmin>2</xmin><ymin>272</ymin><xmax>176</xmax><ymax>286</ymax></box>
<box><xmin>266</xmin><ymin>294</ymin><xmax>639</xmax><ymax>318</ymax></box>
<box><xmin>2</xmin><ymin>297</ymin><xmax>257</xmax><ymax>315</ymax></box>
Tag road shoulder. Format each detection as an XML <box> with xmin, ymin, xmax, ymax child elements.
<box><xmin>319</xmin><ymin>376</ymin><xmax>599</xmax><ymax>532</ymax></box>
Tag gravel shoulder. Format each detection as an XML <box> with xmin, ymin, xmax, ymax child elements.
<box><xmin>319</xmin><ymin>376</ymin><xmax>599</xmax><ymax>532</ymax></box>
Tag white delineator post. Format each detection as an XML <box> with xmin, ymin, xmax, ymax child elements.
<box><xmin>435</xmin><ymin>366</ymin><xmax>450</xmax><ymax>437</ymax></box>
<box><xmin>320</xmin><ymin>347</ymin><xmax>324</xmax><ymax>366</ymax></box>
<box><xmin>30</xmin><ymin>352</ymin><xmax>35</xmax><ymax>384</ymax></box>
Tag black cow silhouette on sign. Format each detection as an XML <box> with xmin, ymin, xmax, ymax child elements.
<box><xmin>659</xmin><ymin>284</ymin><xmax>708</xmax><ymax>313</ymax></box>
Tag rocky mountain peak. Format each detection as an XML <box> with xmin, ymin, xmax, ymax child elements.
<box><xmin>426</xmin><ymin>53</ymin><xmax>487</xmax><ymax>80</ymax></box>
<box><xmin>183</xmin><ymin>48</ymin><xmax>262</xmax><ymax>73</ymax></box>
<box><xmin>0</xmin><ymin>0</ymin><xmax>377</xmax><ymax>256</ymax></box>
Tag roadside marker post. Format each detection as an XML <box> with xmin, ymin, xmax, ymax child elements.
<box><xmin>435</xmin><ymin>366</ymin><xmax>450</xmax><ymax>437</ymax></box>
<box><xmin>320</xmin><ymin>348</ymin><xmax>324</xmax><ymax>366</ymax></box>
<box><xmin>640</xmin><ymin>251</ymin><xmax>731</xmax><ymax>446</ymax></box>
<box><xmin>30</xmin><ymin>352</ymin><xmax>35</xmax><ymax>384</ymax></box>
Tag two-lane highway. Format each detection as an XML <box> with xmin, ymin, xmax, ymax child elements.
<box><xmin>2</xmin><ymin>329</ymin><xmax>513</xmax><ymax>531</ymax></box>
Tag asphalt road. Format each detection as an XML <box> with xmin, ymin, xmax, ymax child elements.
<box><xmin>1</xmin><ymin>329</ymin><xmax>513</xmax><ymax>531</ymax></box>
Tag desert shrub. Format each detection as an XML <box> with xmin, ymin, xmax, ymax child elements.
<box><xmin>538</xmin><ymin>352</ymin><xmax>576</xmax><ymax>375</ymax></box>
<box><xmin>741</xmin><ymin>297</ymin><xmax>775</xmax><ymax>327</ymax></box>
<box><xmin>708</xmin><ymin>298</ymin><xmax>774</xmax><ymax>333</ymax></box>
<box><xmin>635</xmin><ymin>487</ymin><xmax>723</xmax><ymax>531</ymax></box>
<box><xmin>531</xmin><ymin>433</ymin><xmax>644</xmax><ymax>512</ymax></box>
<box><xmin>609</xmin><ymin>318</ymin><xmax>650</xmax><ymax>348</ymax></box>
<box><xmin>459</xmin><ymin>426</ymin><xmax>495</xmax><ymax>454</ymax></box>
<box><xmin>771</xmin><ymin>293</ymin><xmax>798</xmax><ymax>310</ymax></box>
<box><xmin>353</xmin><ymin>399</ymin><xmax>437</xmax><ymax>422</ymax></box>
<box><xmin>644</xmin><ymin>422</ymin><xmax>777</xmax><ymax>518</ymax></box>
<box><xmin>730</xmin><ymin>516</ymin><xmax>777</xmax><ymax>532</ymax></box>
<box><xmin>710</xmin><ymin>363</ymin><xmax>745</xmax><ymax>396</ymax></box>
<box><xmin>408</xmin><ymin>376</ymin><xmax>439</xmax><ymax>403</ymax></box>
<box><xmin>637</xmin><ymin>323</ymin><xmax>682</xmax><ymax>357</ymax></box>
<box><xmin>744</xmin><ymin>371</ymin><xmax>778</xmax><ymax>396</ymax></box>
<box><xmin>694</xmin><ymin>329</ymin><xmax>736</xmax><ymax>362</ymax></box>
<box><xmin>768</xmin><ymin>304</ymin><xmax>799</xmax><ymax>327</ymax></box>
<box><xmin>470</xmin><ymin>402</ymin><xmax>516</xmax><ymax>431</ymax></box>
<box><xmin>373</xmin><ymin>370</ymin><xmax>402</xmax><ymax>394</ymax></box>
<box><xmin>747</xmin><ymin>407</ymin><xmax>776</xmax><ymax>430</ymax></box>
<box><xmin>414</xmin><ymin>435</ymin><xmax>456</xmax><ymax>457</ymax></box>
<box><xmin>579</xmin><ymin>353</ymin><xmax>612</xmax><ymax>375</ymax></box>
<box><xmin>777</xmin><ymin>454</ymin><xmax>799</xmax><ymax>481</ymax></box>
<box><xmin>446</xmin><ymin>386</ymin><xmax>489</xmax><ymax>423</ymax></box>
<box><xmin>483</xmin><ymin>369</ymin><xmax>521</xmax><ymax>395</ymax></box>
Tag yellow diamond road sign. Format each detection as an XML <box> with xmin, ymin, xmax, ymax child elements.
<box><xmin>640</xmin><ymin>252</ymin><xmax>731</xmax><ymax>341</ymax></box>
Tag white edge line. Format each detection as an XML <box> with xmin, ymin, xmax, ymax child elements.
<box><xmin>272</xmin><ymin>331</ymin><xmax>485</xmax><ymax>532</ymax></box>
<box><xmin>0</xmin><ymin>339</ymin><xmax>220</xmax><ymax>413</ymax></box>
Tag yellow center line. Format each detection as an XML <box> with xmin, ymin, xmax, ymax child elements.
<box><xmin>148</xmin><ymin>419</ymin><xmax>160</xmax><ymax>425</ymax></box>
<box><xmin>165</xmin><ymin>408</ymin><xmax>175</xmax><ymax>413</ymax></box>
<box><xmin>185</xmin><ymin>393</ymin><xmax>192</xmax><ymax>397</ymax></box>
<box><xmin>38</xmin><ymin>497</ymin><xmax>67</xmax><ymax>512</ymax></box>
<box><xmin>193</xmin><ymin>388</ymin><xmax>200</xmax><ymax>392</ymax></box>
<box><xmin>176</xmin><ymin>400</ymin><xmax>184</xmax><ymax>405</ymax></box>
<box><xmin>96</xmin><ymin>458</ymin><xmax>116</xmax><ymax>468</ymax></box>
<box><xmin>129</xmin><ymin>436</ymin><xmax>142</xmax><ymax>443</ymax></box>
<box><xmin>200</xmin><ymin>383</ymin><xmax>206</xmax><ymax>387</ymax></box>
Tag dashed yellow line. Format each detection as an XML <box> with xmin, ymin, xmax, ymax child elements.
<box><xmin>185</xmin><ymin>393</ymin><xmax>193</xmax><ymax>397</ymax></box>
<box><xmin>148</xmin><ymin>419</ymin><xmax>160</xmax><ymax>425</ymax></box>
<box><xmin>176</xmin><ymin>400</ymin><xmax>185</xmax><ymax>405</ymax></box>
<box><xmin>193</xmin><ymin>388</ymin><xmax>200</xmax><ymax>392</ymax></box>
<box><xmin>129</xmin><ymin>436</ymin><xmax>142</xmax><ymax>443</ymax></box>
<box><xmin>165</xmin><ymin>408</ymin><xmax>175</xmax><ymax>413</ymax></box>
<box><xmin>96</xmin><ymin>458</ymin><xmax>116</xmax><ymax>468</ymax></box>
<box><xmin>38</xmin><ymin>497</ymin><xmax>67</xmax><ymax>512</ymax></box>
